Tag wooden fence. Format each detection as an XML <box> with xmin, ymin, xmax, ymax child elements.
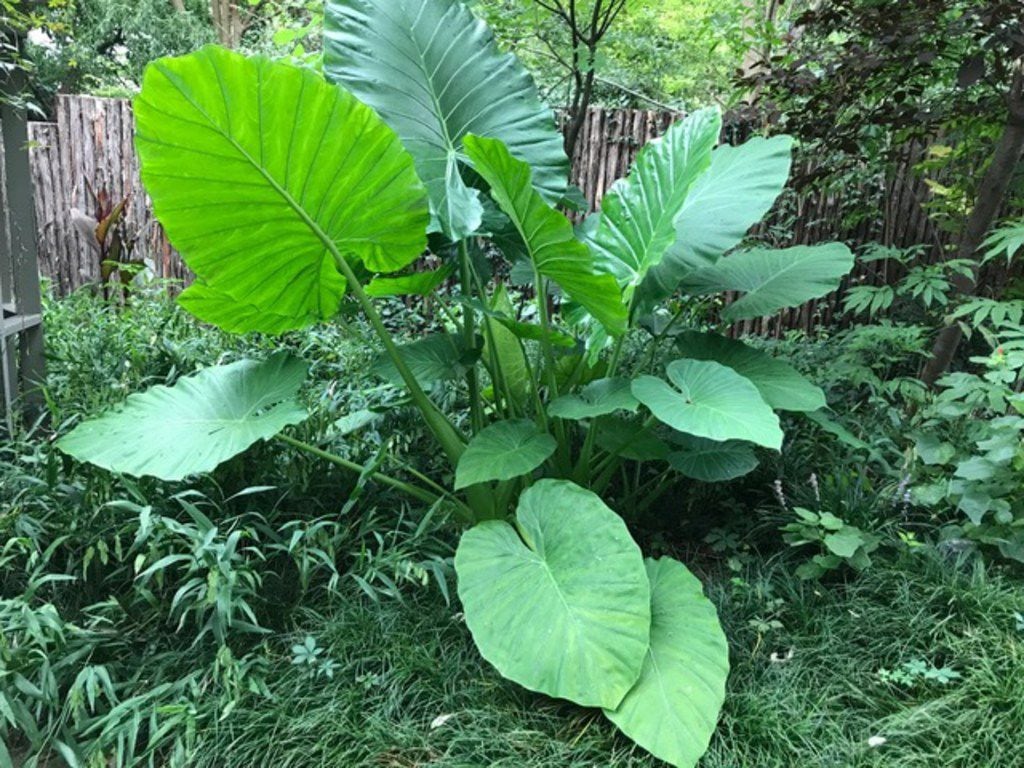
<box><xmin>27</xmin><ymin>96</ymin><xmax>185</xmax><ymax>296</ymax></box>
<box><xmin>27</xmin><ymin>96</ymin><xmax>972</xmax><ymax>334</ymax></box>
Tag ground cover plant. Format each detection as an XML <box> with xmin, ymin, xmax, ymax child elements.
<box><xmin>47</xmin><ymin>0</ymin><xmax>859</xmax><ymax>764</ymax></box>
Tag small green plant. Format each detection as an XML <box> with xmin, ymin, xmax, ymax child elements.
<box><xmin>52</xmin><ymin>1</ymin><xmax>856</xmax><ymax>764</ymax></box>
<box><xmin>844</xmin><ymin>244</ymin><xmax>953</xmax><ymax>317</ymax></box>
<box><xmin>878</xmin><ymin>658</ymin><xmax>962</xmax><ymax>688</ymax></box>
<box><xmin>781</xmin><ymin>507</ymin><xmax>881</xmax><ymax>579</ymax></box>
<box><xmin>910</xmin><ymin>322</ymin><xmax>1024</xmax><ymax>561</ymax></box>
<box><xmin>290</xmin><ymin>635</ymin><xmax>337</xmax><ymax>680</ymax></box>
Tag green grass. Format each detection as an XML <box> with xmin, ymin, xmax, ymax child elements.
<box><xmin>191</xmin><ymin>549</ymin><xmax>1024</xmax><ymax>768</ymax></box>
<box><xmin>8</xmin><ymin>288</ymin><xmax>1024</xmax><ymax>768</ymax></box>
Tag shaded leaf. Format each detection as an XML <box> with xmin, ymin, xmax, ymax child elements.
<box><xmin>675</xmin><ymin>331</ymin><xmax>826</xmax><ymax>412</ymax></box>
<box><xmin>57</xmin><ymin>353</ymin><xmax>308</xmax><ymax>480</ymax></box>
<box><xmin>604</xmin><ymin>557</ymin><xmax>729</xmax><ymax>768</ymax></box>
<box><xmin>682</xmin><ymin>244</ymin><xmax>854</xmax><ymax>321</ymax></box>
<box><xmin>548</xmin><ymin>378</ymin><xmax>639</xmax><ymax>420</ymax></box>
<box><xmin>372</xmin><ymin>333</ymin><xmax>477</xmax><ymax>388</ymax></box>
<box><xmin>324</xmin><ymin>0</ymin><xmax>567</xmax><ymax>239</ymax></box>
<box><xmin>667</xmin><ymin>436</ymin><xmax>759</xmax><ymax>482</ymax></box>
<box><xmin>455</xmin><ymin>420</ymin><xmax>556</xmax><ymax>489</ymax></box>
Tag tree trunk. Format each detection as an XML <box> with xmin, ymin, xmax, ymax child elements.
<box><xmin>739</xmin><ymin>0</ymin><xmax>784</xmax><ymax>105</ymax></box>
<box><xmin>170</xmin><ymin>0</ymin><xmax>186</xmax><ymax>12</ymax></box>
<box><xmin>210</xmin><ymin>0</ymin><xmax>244</xmax><ymax>48</ymax></box>
<box><xmin>920</xmin><ymin>65</ymin><xmax>1024</xmax><ymax>386</ymax></box>
<box><xmin>564</xmin><ymin>65</ymin><xmax>595</xmax><ymax>162</ymax></box>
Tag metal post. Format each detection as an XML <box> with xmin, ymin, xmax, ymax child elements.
<box><xmin>1</xmin><ymin>18</ymin><xmax>45</xmax><ymax>431</ymax></box>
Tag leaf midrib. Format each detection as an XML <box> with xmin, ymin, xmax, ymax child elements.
<box><xmin>148</xmin><ymin>58</ymin><xmax>365</xmax><ymax>284</ymax></box>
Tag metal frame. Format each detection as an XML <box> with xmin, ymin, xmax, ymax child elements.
<box><xmin>1</xmin><ymin>25</ymin><xmax>45</xmax><ymax>433</ymax></box>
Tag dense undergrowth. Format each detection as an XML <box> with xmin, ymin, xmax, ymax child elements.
<box><xmin>2</xmin><ymin>287</ymin><xmax>1023</xmax><ymax>767</ymax></box>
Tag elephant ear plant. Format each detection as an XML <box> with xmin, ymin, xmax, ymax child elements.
<box><xmin>58</xmin><ymin>1</ymin><xmax>854</xmax><ymax>765</ymax></box>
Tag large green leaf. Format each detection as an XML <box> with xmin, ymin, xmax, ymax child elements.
<box><xmin>57</xmin><ymin>354</ymin><xmax>308</xmax><ymax>481</ymax></box>
<box><xmin>632</xmin><ymin>360</ymin><xmax>783</xmax><ymax>450</ymax></box>
<box><xmin>675</xmin><ymin>331</ymin><xmax>826</xmax><ymax>412</ymax></box>
<box><xmin>682</xmin><ymin>244</ymin><xmax>854</xmax><ymax>321</ymax></box>
<box><xmin>372</xmin><ymin>333</ymin><xmax>476</xmax><ymax>388</ymax></box>
<box><xmin>455</xmin><ymin>480</ymin><xmax>650</xmax><ymax>708</ymax></box>
<box><xmin>587</xmin><ymin>109</ymin><xmax>721</xmax><ymax>292</ymax></box>
<box><xmin>644</xmin><ymin>135</ymin><xmax>793</xmax><ymax>299</ymax></box>
<box><xmin>455</xmin><ymin>420</ymin><xmax>557</xmax><ymax>489</ymax></box>
<box><xmin>548</xmin><ymin>378</ymin><xmax>639</xmax><ymax>420</ymax></box>
<box><xmin>134</xmin><ymin>46</ymin><xmax>429</xmax><ymax>334</ymax></box>
<box><xmin>463</xmin><ymin>135</ymin><xmax>627</xmax><ymax>335</ymax></box>
<box><xmin>324</xmin><ymin>0</ymin><xmax>567</xmax><ymax>240</ymax></box>
<box><xmin>604</xmin><ymin>557</ymin><xmax>729</xmax><ymax>768</ymax></box>
<box><xmin>667</xmin><ymin>436</ymin><xmax>759</xmax><ymax>483</ymax></box>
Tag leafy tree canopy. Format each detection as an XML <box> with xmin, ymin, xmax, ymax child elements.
<box><xmin>471</xmin><ymin>0</ymin><xmax>755</xmax><ymax>110</ymax></box>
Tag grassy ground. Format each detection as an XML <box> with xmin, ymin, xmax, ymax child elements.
<box><xmin>191</xmin><ymin>549</ymin><xmax>1024</xmax><ymax>768</ymax></box>
<box><xmin>7</xmin><ymin>290</ymin><xmax>1024</xmax><ymax>768</ymax></box>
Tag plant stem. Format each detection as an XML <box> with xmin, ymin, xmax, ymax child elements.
<box><xmin>532</xmin><ymin>266</ymin><xmax>571</xmax><ymax>471</ymax></box>
<box><xmin>575</xmin><ymin>331</ymin><xmax>628</xmax><ymax>480</ymax></box>
<box><xmin>589</xmin><ymin>414</ymin><xmax>658</xmax><ymax>492</ymax></box>
<box><xmin>458</xmin><ymin>240</ymin><xmax>484</xmax><ymax>433</ymax></box>
<box><xmin>276</xmin><ymin>434</ymin><xmax>474</xmax><ymax>523</ymax></box>
<box><xmin>326</xmin><ymin>250</ymin><xmax>466</xmax><ymax>465</ymax></box>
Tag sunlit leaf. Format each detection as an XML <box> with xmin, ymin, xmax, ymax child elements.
<box><xmin>463</xmin><ymin>134</ymin><xmax>628</xmax><ymax>335</ymax></box>
<box><xmin>644</xmin><ymin>135</ymin><xmax>793</xmax><ymax>298</ymax></box>
<box><xmin>587</xmin><ymin>109</ymin><xmax>720</xmax><ymax>293</ymax></box>
<box><xmin>135</xmin><ymin>46</ymin><xmax>429</xmax><ymax>334</ymax></box>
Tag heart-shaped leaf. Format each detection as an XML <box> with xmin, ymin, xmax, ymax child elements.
<box><xmin>324</xmin><ymin>0</ymin><xmax>567</xmax><ymax>239</ymax></box>
<box><xmin>455</xmin><ymin>420</ymin><xmax>557</xmax><ymax>489</ymax></box>
<box><xmin>462</xmin><ymin>135</ymin><xmax>628</xmax><ymax>335</ymax></box>
<box><xmin>134</xmin><ymin>46</ymin><xmax>429</xmax><ymax>334</ymax></box>
<box><xmin>675</xmin><ymin>331</ymin><xmax>826</xmax><ymax>412</ymax></box>
<box><xmin>57</xmin><ymin>353</ymin><xmax>308</xmax><ymax>480</ymax></box>
<box><xmin>668</xmin><ymin>436</ymin><xmax>759</xmax><ymax>483</ymax></box>
<box><xmin>548</xmin><ymin>378</ymin><xmax>639</xmax><ymax>420</ymax></box>
<box><xmin>604</xmin><ymin>557</ymin><xmax>729</xmax><ymax>768</ymax></box>
<box><xmin>455</xmin><ymin>480</ymin><xmax>650</xmax><ymax>708</ymax></box>
<box><xmin>632</xmin><ymin>360</ymin><xmax>783</xmax><ymax>450</ymax></box>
